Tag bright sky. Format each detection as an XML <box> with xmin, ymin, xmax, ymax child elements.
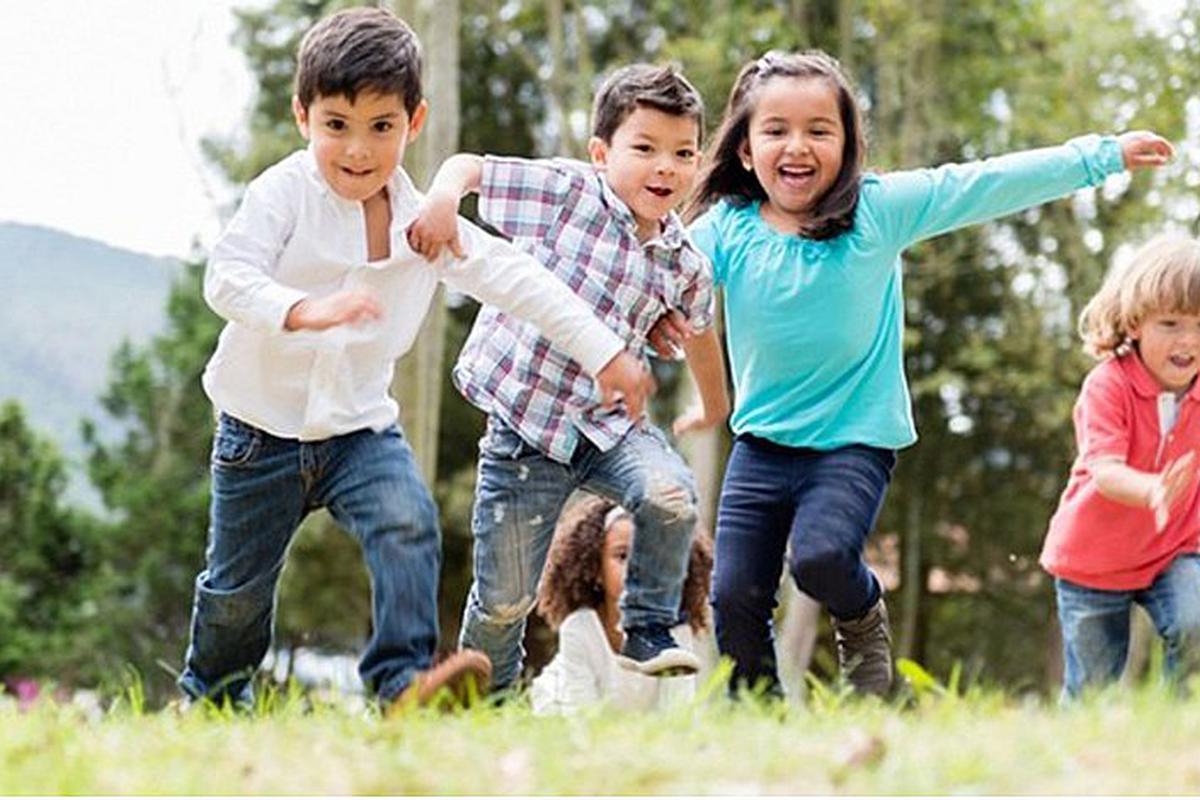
<box><xmin>0</xmin><ymin>1</ymin><xmax>257</xmax><ymax>259</ymax></box>
<box><xmin>0</xmin><ymin>0</ymin><xmax>1185</xmax><ymax>261</ymax></box>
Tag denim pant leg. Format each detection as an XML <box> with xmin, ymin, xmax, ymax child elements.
<box><xmin>319</xmin><ymin>426</ymin><xmax>441</xmax><ymax>701</ymax></box>
<box><xmin>583</xmin><ymin>424</ymin><xmax>698</xmax><ymax>632</ymax></box>
<box><xmin>459</xmin><ymin>420</ymin><xmax>574</xmax><ymax>688</ymax></box>
<box><xmin>179</xmin><ymin>415</ymin><xmax>307</xmax><ymax>704</ymax></box>
<box><xmin>1139</xmin><ymin>554</ymin><xmax>1200</xmax><ymax>688</ymax></box>
<box><xmin>1055</xmin><ymin>578</ymin><xmax>1133</xmax><ymax>700</ymax></box>
<box><xmin>786</xmin><ymin>445</ymin><xmax>894</xmax><ymax>620</ymax></box>
<box><xmin>711</xmin><ymin>438</ymin><xmax>797</xmax><ymax>694</ymax></box>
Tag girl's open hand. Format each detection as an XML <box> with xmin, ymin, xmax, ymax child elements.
<box><xmin>1148</xmin><ymin>450</ymin><xmax>1196</xmax><ymax>532</ymax></box>
<box><xmin>1118</xmin><ymin>131</ymin><xmax>1174</xmax><ymax>170</ymax></box>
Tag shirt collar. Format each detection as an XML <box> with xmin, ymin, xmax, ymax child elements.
<box><xmin>1119</xmin><ymin>351</ymin><xmax>1200</xmax><ymax>402</ymax></box>
<box><xmin>593</xmin><ymin>170</ymin><xmax>688</xmax><ymax>252</ymax></box>
<box><xmin>300</xmin><ymin>145</ymin><xmax>421</xmax><ymax>228</ymax></box>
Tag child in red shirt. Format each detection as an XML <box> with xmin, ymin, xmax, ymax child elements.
<box><xmin>1043</xmin><ymin>235</ymin><xmax>1200</xmax><ymax>698</ymax></box>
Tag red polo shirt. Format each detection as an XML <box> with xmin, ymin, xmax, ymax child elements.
<box><xmin>1041</xmin><ymin>353</ymin><xmax>1200</xmax><ymax>590</ymax></box>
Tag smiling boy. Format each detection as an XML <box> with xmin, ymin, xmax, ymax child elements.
<box><xmin>180</xmin><ymin>7</ymin><xmax>651</xmax><ymax>711</ymax></box>
<box><xmin>408</xmin><ymin>64</ymin><xmax>730</xmax><ymax>690</ymax></box>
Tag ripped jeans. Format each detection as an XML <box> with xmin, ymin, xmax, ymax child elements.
<box><xmin>460</xmin><ymin>416</ymin><xmax>698</xmax><ymax>688</ymax></box>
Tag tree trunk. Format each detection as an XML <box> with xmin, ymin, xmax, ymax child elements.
<box><xmin>898</xmin><ymin>488</ymin><xmax>922</xmax><ymax>659</ymax></box>
<box><xmin>387</xmin><ymin>0</ymin><xmax>459</xmax><ymax>484</ymax></box>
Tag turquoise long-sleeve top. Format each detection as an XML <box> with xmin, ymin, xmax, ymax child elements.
<box><xmin>689</xmin><ymin>135</ymin><xmax>1125</xmax><ymax>451</ymax></box>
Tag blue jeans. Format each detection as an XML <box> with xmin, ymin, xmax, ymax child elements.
<box><xmin>178</xmin><ymin>413</ymin><xmax>441</xmax><ymax>704</ymax></box>
<box><xmin>1056</xmin><ymin>554</ymin><xmax>1200</xmax><ymax>700</ymax></box>
<box><xmin>460</xmin><ymin>417</ymin><xmax>698</xmax><ymax>688</ymax></box>
<box><xmin>712</xmin><ymin>435</ymin><xmax>896</xmax><ymax>693</ymax></box>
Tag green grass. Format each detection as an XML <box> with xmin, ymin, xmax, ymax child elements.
<box><xmin>3</xmin><ymin>677</ymin><xmax>1199</xmax><ymax>794</ymax></box>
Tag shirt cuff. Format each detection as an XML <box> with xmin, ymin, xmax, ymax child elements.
<box><xmin>262</xmin><ymin>283</ymin><xmax>309</xmax><ymax>332</ymax></box>
<box><xmin>572</xmin><ymin>326</ymin><xmax>626</xmax><ymax>377</ymax></box>
<box><xmin>1068</xmin><ymin>134</ymin><xmax>1126</xmax><ymax>184</ymax></box>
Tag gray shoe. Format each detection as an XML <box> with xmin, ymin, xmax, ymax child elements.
<box><xmin>832</xmin><ymin>598</ymin><xmax>893</xmax><ymax>697</ymax></box>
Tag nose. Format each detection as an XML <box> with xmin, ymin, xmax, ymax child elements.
<box><xmin>785</xmin><ymin>131</ymin><xmax>810</xmax><ymax>155</ymax></box>
<box><xmin>345</xmin><ymin>134</ymin><xmax>370</xmax><ymax>160</ymax></box>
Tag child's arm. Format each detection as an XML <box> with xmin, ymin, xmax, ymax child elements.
<box><xmin>1092</xmin><ymin>452</ymin><xmax>1196</xmax><ymax>532</ymax></box>
<box><xmin>671</xmin><ymin>321</ymin><xmax>731</xmax><ymax>436</ymax></box>
<box><xmin>205</xmin><ymin>172</ymin><xmax>381</xmax><ymax>333</ymax></box>
<box><xmin>407</xmin><ymin>153</ymin><xmax>484</xmax><ymax>260</ymax></box>
<box><xmin>875</xmin><ymin>131</ymin><xmax>1173</xmax><ymax>250</ymax></box>
<box><xmin>436</xmin><ymin>217</ymin><xmax>654</xmax><ymax>420</ymax></box>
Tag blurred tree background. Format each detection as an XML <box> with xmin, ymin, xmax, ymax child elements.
<box><xmin>4</xmin><ymin>0</ymin><xmax>1200</xmax><ymax>701</ymax></box>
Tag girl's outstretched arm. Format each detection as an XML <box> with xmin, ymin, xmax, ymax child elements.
<box><xmin>871</xmin><ymin>131</ymin><xmax>1173</xmax><ymax>250</ymax></box>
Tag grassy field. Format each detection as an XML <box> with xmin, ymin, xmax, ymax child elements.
<box><xmin>3</xmin><ymin>674</ymin><xmax>1198</xmax><ymax>795</ymax></box>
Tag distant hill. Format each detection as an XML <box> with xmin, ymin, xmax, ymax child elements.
<box><xmin>0</xmin><ymin>222</ymin><xmax>183</xmax><ymax>507</ymax></box>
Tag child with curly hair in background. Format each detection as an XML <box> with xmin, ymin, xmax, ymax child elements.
<box><xmin>532</xmin><ymin>495</ymin><xmax>713</xmax><ymax>714</ymax></box>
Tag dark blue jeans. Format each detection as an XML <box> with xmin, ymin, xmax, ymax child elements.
<box><xmin>178</xmin><ymin>414</ymin><xmax>441</xmax><ymax>704</ymax></box>
<box><xmin>1056</xmin><ymin>554</ymin><xmax>1200</xmax><ymax>700</ymax></box>
<box><xmin>460</xmin><ymin>417</ymin><xmax>698</xmax><ymax>688</ymax></box>
<box><xmin>712</xmin><ymin>435</ymin><xmax>896</xmax><ymax>693</ymax></box>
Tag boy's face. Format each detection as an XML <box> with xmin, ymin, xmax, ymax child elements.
<box><xmin>1132</xmin><ymin>311</ymin><xmax>1200</xmax><ymax>393</ymax></box>
<box><xmin>293</xmin><ymin>90</ymin><xmax>428</xmax><ymax>203</ymax></box>
<box><xmin>588</xmin><ymin>106</ymin><xmax>701</xmax><ymax>241</ymax></box>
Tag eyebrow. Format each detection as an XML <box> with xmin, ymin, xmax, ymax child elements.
<box><xmin>758</xmin><ymin>114</ymin><xmax>839</xmax><ymax>126</ymax></box>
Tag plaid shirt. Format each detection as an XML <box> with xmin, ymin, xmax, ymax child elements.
<box><xmin>453</xmin><ymin>156</ymin><xmax>715</xmax><ymax>463</ymax></box>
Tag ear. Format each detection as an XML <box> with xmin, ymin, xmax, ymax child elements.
<box><xmin>292</xmin><ymin>95</ymin><xmax>310</xmax><ymax>140</ymax></box>
<box><xmin>588</xmin><ymin>136</ymin><xmax>609</xmax><ymax>171</ymax></box>
<box><xmin>737</xmin><ymin>139</ymin><xmax>754</xmax><ymax>172</ymax></box>
<box><xmin>405</xmin><ymin>99</ymin><xmax>429</xmax><ymax>143</ymax></box>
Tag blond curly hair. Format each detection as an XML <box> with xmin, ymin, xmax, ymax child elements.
<box><xmin>1079</xmin><ymin>235</ymin><xmax>1200</xmax><ymax>359</ymax></box>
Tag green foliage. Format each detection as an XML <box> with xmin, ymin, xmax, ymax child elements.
<box><xmin>81</xmin><ymin>261</ymin><xmax>223</xmax><ymax>695</ymax></box>
<box><xmin>0</xmin><ymin>402</ymin><xmax>105</xmax><ymax>681</ymax></box>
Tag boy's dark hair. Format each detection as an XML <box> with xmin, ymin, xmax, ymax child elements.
<box><xmin>537</xmin><ymin>494</ymin><xmax>713</xmax><ymax>634</ymax></box>
<box><xmin>591</xmin><ymin>63</ymin><xmax>704</xmax><ymax>143</ymax></box>
<box><xmin>686</xmin><ymin>50</ymin><xmax>866</xmax><ymax>240</ymax></box>
<box><xmin>295</xmin><ymin>7</ymin><xmax>423</xmax><ymax>115</ymax></box>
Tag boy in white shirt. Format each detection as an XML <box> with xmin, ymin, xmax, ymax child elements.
<box><xmin>177</xmin><ymin>6</ymin><xmax>651</xmax><ymax>711</ymax></box>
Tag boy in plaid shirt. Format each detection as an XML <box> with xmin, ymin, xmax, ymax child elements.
<box><xmin>409</xmin><ymin>64</ymin><xmax>728</xmax><ymax>688</ymax></box>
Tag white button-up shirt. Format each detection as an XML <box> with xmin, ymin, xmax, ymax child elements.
<box><xmin>202</xmin><ymin>148</ymin><xmax>624</xmax><ymax>441</ymax></box>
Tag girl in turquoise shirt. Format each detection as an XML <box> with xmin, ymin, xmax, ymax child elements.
<box><xmin>684</xmin><ymin>49</ymin><xmax>1172</xmax><ymax>697</ymax></box>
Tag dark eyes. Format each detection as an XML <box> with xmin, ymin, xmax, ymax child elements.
<box><xmin>677</xmin><ymin>149</ymin><xmax>696</xmax><ymax>159</ymax></box>
<box><xmin>322</xmin><ymin>119</ymin><xmax>395</xmax><ymax>133</ymax></box>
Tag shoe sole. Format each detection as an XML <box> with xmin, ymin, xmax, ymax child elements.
<box><xmin>615</xmin><ymin>648</ymin><xmax>701</xmax><ymax>676</ymax></box>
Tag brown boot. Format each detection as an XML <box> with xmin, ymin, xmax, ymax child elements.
<box><xmin>388</xmin><ymin>649</ymin><xmax>492</xmax><ymax>714</ymax></box>
<box><xmin>832</xmin><ymin>598</ymin><xmax>893</xmax><ymax>697</ymax></box>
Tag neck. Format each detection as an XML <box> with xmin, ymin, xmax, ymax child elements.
<box><xmin>600</xmin><ymin>602</ymin><xmax>623</xmax><ymax>654</ymax></box>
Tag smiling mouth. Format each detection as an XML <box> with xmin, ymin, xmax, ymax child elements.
<box><xmin>778</xmin><ymin>165</ymin><xmax>816</xmax><ymax>184</ymax></box>
<box><xmin>341</xmin><ymin>166</ymin><xmax>373</xmax><ymax>177</ymax></box>
<box><xmin>1170</xmin><ymin>355</ymin><xmax>1196</xmax><ymax>369</ymax></box>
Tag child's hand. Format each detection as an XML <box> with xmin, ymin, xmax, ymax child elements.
<box><xmin>672</xmin><ymin>403</ymin><xmax>725</xmax><ymax>436</ymax></box>
<box><xmin>407</xmin><ymin>190</ymin><xmax>465</xmax><ymax>261</ymax></box>
<box><xmin>595</xmin><ymin>351</ymin><xmax>656</xmax><ymax>422</ymax></box>
<box><xmin>647</xmin><ymin>309</ymin><xmax>691</xmax><ymax>359</ymax></box>
<box><xmin>1118</xmin><ymin>131</ymin><xmax>1174</xmax><ymax>171</ymax></box>
<box><xmin>1148</xmin><ymin>450</ymin><xmax>1196</xmax><ymax>532</ymax></box>
<box><xmin>284</xmin><ymin>288</ymin><xmax>382</xmax><ymax>331</ymax></box>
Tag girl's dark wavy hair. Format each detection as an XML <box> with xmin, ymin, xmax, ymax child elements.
<box><xmin>537</xmin><ymin>495</ymin><xmax>713</xmax><ymax>634</ymax></box>
<box><xmin>686</xmin><ymin>50</ymin><xmax>866</xmax><ymax>240</ymax></box>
